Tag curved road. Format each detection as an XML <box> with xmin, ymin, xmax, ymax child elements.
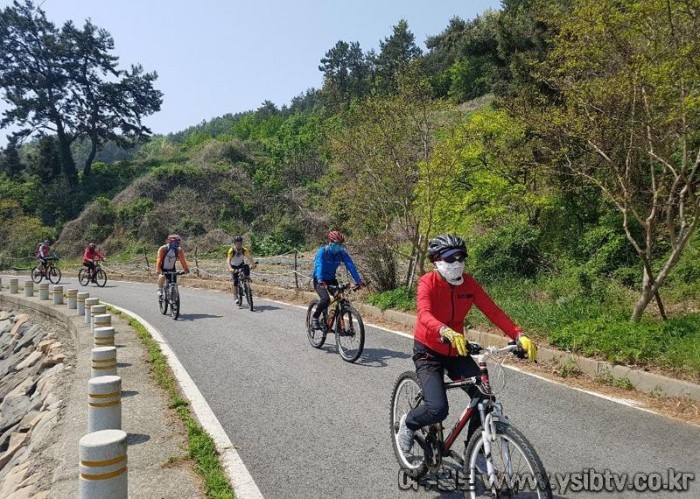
<box><xmin>18</xmin><ymin>276</ymin><xmax>700</xmax><ymax>498</ymax></box>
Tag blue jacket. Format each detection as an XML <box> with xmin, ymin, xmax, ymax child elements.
<box><xmin>313</xmin><ymin>245</ymin><xmax>362</xmax><ymax>284</ymax></box>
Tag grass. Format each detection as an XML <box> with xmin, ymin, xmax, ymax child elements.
<box><xmin>367</xmin><ymin>285</ymin><xmax>416</xmax><ymax>311</ymax></box>
<box><xmin>126</xmin><ymin>316</ymin><xmax>235</xmax><ymax>498</ymax></box>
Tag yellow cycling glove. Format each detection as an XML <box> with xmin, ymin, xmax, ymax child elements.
<box><xmin>517</xmin><ymin>334</ymin><xmax>537</xmax><ymax>361</ymax></box>
<box><xmin>440</xmin><ymin>327</ymin><xmax>468</xmax><ymax>356</ymax></box>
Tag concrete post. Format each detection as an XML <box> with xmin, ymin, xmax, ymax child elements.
<box><xmin>88</xmin><ymin>375</ymin><xmax>121</xmax><ymax>432</ymax></box>
<box><xmin>52</xmin><ymin>285</ymin><xmax>64</xmax><ymax>305</ymax></box>
<box><xmin>90</xmin><ymin>305</ymin><xmax>107</xmax><ymax>325</ymax></box>
<box><xmin>79</xmin><ymin>429</ymin><xmax>128</xmax><ymax>499</ymax></box>
<box><xmin>39</xmin><ymin>282</ymin><xmax>49</xmax><ymax>300</ymax></box>
<box><xmin>24</xmin><ymin>280</ymin><xmax>34</xmax><ymax>297</ymax></box>
<box><xmin>9</xmin><ymin>278</ymin><xmax>18</xmax><ymax>294</ymax></box>
<box><xmin>77</xmin><ymin>292</ymin><xmax>89</xmax><ymax>316</ymax></box>
<box><xmin>94</xmin><ymin>327</ymin><xmax>116</xmax><ymax>347</ymax></box>
<box><xmin>92</xmin><ymin>314</ymin><xmax>112</xmax><ymax>336</ymax></box>
<box><xmin>85</xmin><ymin>298</ymin><xmax>99</xmax><ymax>324</ymax></box>
<box><xmin>91</xmin><ymin>346</ymin><xmax>117</xmax><ymax>377</ymax></box>
<box><xmin>67</xmin><ymin>289</ymin><xmax>78</xmax><ymax>309</ymax></box>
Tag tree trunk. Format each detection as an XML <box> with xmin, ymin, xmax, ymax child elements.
<box><xmin>83</xmin><ymin>135</ymin><xmax>98</xmax><ymax>177</ymax></box>
<box><xmin>631</xmin><ymin>281</ymin><xmax>655</xmax><ymax>323</ymax></box>
<box><xmin>54</xmin><ymin>121</ymin><xmax>77</xmax><ymax>185</ymax></box>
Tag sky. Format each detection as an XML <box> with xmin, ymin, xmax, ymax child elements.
<box><xmin>1</xmin><ymin>0</ymin><xmax>502</xmax><ymax>143</ymax></box>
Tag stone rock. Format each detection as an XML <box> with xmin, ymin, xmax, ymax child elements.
<box><xmin>0</xmin><ymin>361</ymin><xmax>41</xmax><ymax>401</ymax></box>
<box><xmin>40</xmin><ymin>393</ymin><xmax>59</xmax><ymax>411</ymax></box>
<box><xmin>0</xmin><ymin>348</ymin><xmax>29</xmax><ymax>376</ymax></box>
<box><xmin>47</xmin><ymin>342</ymin><xmax>61</xmax><ymax>354</ymax></box>
<box><xmin>7</xmin><ymin>485</ymin><xmax>35</xmax><ymax>499</ymax></box>
<box><xmin>36</xmin><ymin>340</ymin><xmax>53</xmax><ymax>355</ymax></box>
<box><xmin>0</xmin><ymin>311</ymin><xmax>11</xmax><ymax>320</ymax></box>
<box><xmin>39</xmin><ymin>355</ymin><xmax>64</xmax><ymax>370</ymax></box>
<box><xmin>0</xmin><ymin>423</ymin><xmax>19</xmax><ymax>453</ymax></box>
<box><xmin>29</xmin><ymin>409</ymin><xmax>58</xmax><ymax>447</ymax></box>
<box><xmin>16</xmin><ymin>410</ymin><xmax>40</xmax><ymax>433</ymax></box>
<box><xmin>13</xmin><ymin>325</ymin><xmax>45</xmax><ymax>354</ymax></box>
<box><xmin>15</xmin><ymin>351</ymin><xmax>42</xmax><ymax>371</ymax></box>
<box><xmin>0</xmin><ymin>379</ymin><xmax>34</xmax><ymax>433</ymax></box>
<box><xmin>9</xmin><ymin>315</ymin><xmax>29</xmax><ymax>337</ymax></box>
<box><xmin>0</xmin><ymin>431</ymin><xmax>29</xmax><ymax>469</ymax></box>
<box><xmin>0</xmin><ymin>319</ymin><xmax>11</xmax><ymax>336</ymax></box>
<box><xmin>0</xmin><ymin>460</ymin><xmax>29</xmax><ymax>496</ymax></box>
<box><xmin>30</xmin><ymin>492</ymin><xmax>48</xmax><ymax>499</ymax></box>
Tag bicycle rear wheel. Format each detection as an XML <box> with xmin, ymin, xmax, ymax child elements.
<box><xmin>306</xmin><ymin>300</ymin><xmax>326</xmax><ymax>348</ymax></box>
<box><xmin>335</xmin><ymin>304</ymin><xmax>365</xmax><ymax>362</ymax></box>
<box><xmin>48</xmin><ymin>266</ymin><xmax>61</xmax><ymax>284</ymax></box>
<box><xmin>95</xmin><ymin>269</ymin><xmax>107</xmax><ymax>287</ymax></box>
<box><xmin>78</xmin><ymin>269</ymin><xmax>90</xmax><ymax>286</ymax></box>
<box><xmin>31</xmin><ymin>267</ymin><xmax>43</xmax><ymax>284</ymax></box>
<box><xmin>170</xmin><ymin>286</ymin><xmax>180</xmax><ymax>320</ymax></box>
<box><xmin>390</xmin><ymin>371</ymin><xmax>428</xmax><ymax>479</ymax></box>
<box><xmin>464</xmin><ymin>421</ymin><xmax>552</xmax><ymax>499</ymax></box>
<box><xmin>159</xmin><ymin>289</ymin><xmax>168</xmax><ymax>314</ymax></box>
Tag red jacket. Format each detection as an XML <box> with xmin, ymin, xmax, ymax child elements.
<box><xmin>82</xmin><ymin>247</ymin><xmax>104</xmax><ymax>264</ymax></box>
<box><xmin>414</xmin><ymin>271</ymin><xmax>521</xmax><ymax>356</ymax></box>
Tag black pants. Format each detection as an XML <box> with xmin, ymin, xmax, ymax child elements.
<box><xmin>406</xmin><ymin>342</ymin><xmax>481</xmax><ymax>438</ymax></box>
<box><xmin>312</xmin><ymin>278</ymin><xmax>338</xmax><ymax>318</ymax></box>
<box><xmin>231</xmin><ymin>264</ymin><xmax>250</xmax><ymax>286</ymax></box>
<box><xmin>84</xmin><ymin>261</ymin><xmax>96</xmax><ymax>274</ymax></box>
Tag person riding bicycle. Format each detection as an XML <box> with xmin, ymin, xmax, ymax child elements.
<box><xmin>227</xmin><ymin>235</ymin><xmax>256</xmax><ymax>305</ymax></box>
<box><xmin>156</xmin><ymin>234</ymin><xmax>190</xmax><ymax>296</ymax></box>
<box><xmin>310</xmin><ymin>230</ymin><xmax>365</xmax><ymax>330</ymax></box>
<box><xmin>82</xmin><ymin>243</ymin><xmax>105</xmax><ymax>281</ymax></box>
<box><xmin>36</xmin><ymin>240</ymin><xmax>52</xmax><ymax>269</ymax></box>
<box><xmin>397</xmin><ymin>234</ymin><xmax>538</xmax><ymax>455</ymax></box>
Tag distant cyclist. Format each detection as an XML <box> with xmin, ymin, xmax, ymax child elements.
<box><xmin>156</xmin><ymin>234</ymin><xmax>190</xmax><ymax>296</ymax></box>
<box><xmin>82</xmin><ymin>243</ymin><xmax>105</xmax><ymax>282</ymax></box>
<box><xmin>36</xmin><ymin>240</ymin><xmax>52</xmax><ymax>269</ymax></box>
<box><xmin>397</xmin><ymin>234</ymin><xmax>537</xmax><ymax>455</ymax></box>
<box><xmin>310</xmin><ymin>230</ymin><xmax>364</xmax><ymax>330</ymax></box>
<box><xmin>227</xmin><ymin>236</ymin><xmax>256</xmax><ymax>305</ymax></box>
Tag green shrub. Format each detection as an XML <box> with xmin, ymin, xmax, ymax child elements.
<box><xmin>367</xmin><ymin>286</ymin><xmax>416</xmax><ymax>311</ymax></box>
<box><xmin>470</xmin><ymin>222</ymin><xmax>545</xmax><ymax>282</ymax></box>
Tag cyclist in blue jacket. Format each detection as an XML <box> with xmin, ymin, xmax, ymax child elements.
<box><xmin>311</xmin><ymin>230</ymin><xmax>365</xmax><ymax>329</ymax></box>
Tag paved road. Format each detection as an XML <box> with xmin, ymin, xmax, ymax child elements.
<box><xmin>8</xmin><ymin>276</ymin><xmax>699</xmax><ymax>498</ymax></box>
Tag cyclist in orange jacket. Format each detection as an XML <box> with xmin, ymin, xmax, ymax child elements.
<box><xmin>156</xmin><ymin>234</ymin><xmax>190</xmax><ymax>296</ymax></box>
<box><xmin>82</xmin><ymin>243</ymin><xmax>105</xmax><ymax>281</ymax></box>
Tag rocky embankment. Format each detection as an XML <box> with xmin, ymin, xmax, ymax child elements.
<box><xmin>0</xmin><ymin>309</ymin><xmax>72</xmax><ymax>498</ymax></box>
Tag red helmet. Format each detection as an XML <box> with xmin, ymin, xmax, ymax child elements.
<box><xmin>88</xmin><ymin>243</ymin><xmax>96</xmax><ymax>250</ymax></box>
<box><xmin>167</xmin><ymin>234</ymin><xmax>182</xmax><ymax>242</ymax></box>
<box><xmin>328</xmin><ymin>230</ymin><xmax>345</xmax><ymax>243</ymax></box>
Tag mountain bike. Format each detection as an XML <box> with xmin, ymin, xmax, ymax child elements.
<box><xmin>390</xmin><ymin>343</ymin><xmax>552</xmax><ymax>498</ymax></box>
<box><xmin>306</xmin><ymin>282</ymin><xmax>366</xmax><ymax>363</ymax></box>
<box><xmin>31</xmin><ymin>256</ymin><xmax>61</xmax><ymax>284</ymax></box>
<box><xmin>159</xmin><ymin>270</ymin><xmax>186</xmax><ymax>320</ymax></box>
<box><xmin>78</xmin><ymin>259</ymin><xmax>107</xmax><ymax>287</ymax></box>
<box><xmin>232</xmin><ymin>264</ymin><xmax>256</xmax><ymax>311</ymax></box>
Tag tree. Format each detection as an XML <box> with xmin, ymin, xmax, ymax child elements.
<box><xmin>0</xmin><ymin>134</ymin><xmax>23</xmax><ymax>177</ymax></box>
<box><xmin>531</xmin><ymin>0</ymin><xmax>700</xmax><ymax>322</ymax></box>
<box><xmin>0</xmin><ymin>0</ymin><xmax>162</xmax><ymax>178</ymax></box>
<box><xmin>319</xmin><ymin>40</ymin><xmax>371</xmax><ymax>111</ymax></box>
<box><xmin>374</xmin><ymin>20</ymin><xmax>422</xmax><ymax>94</ymax></box>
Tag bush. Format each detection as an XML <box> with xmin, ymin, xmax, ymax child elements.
<box><xmin>470</xmin><ymin>222</ymin><xmax>545</xmax><ymax>282</ymax></box>
<box><xmin>367</xmin><ymin>286</ymin><xmax>416</xmax><ymax>311</ymax></box>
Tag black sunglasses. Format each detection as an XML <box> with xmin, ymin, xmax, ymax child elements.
<box><xmin>442</xmin><ymin>253</ymin><xmax>466</xmax><ymax>263</ymax></box>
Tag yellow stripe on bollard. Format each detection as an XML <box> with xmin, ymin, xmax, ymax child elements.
<box><xmin>81</xmin><ymin>455</ymin><xmax>127</xmax><ymax>467</ymax></box>
<box><xmin>88</xmin><ymin>400</ymin><xmax>121</xmax><ymax>408</ymax></box>
<box><xmin>80</xmin><ymin>466</ymin><xmax>127</xmax><ymax>481</ymax></box>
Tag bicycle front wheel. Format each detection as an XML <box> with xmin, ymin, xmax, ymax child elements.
<box><xmin>390</xmin><ymin>371</ymin><xmax>428</xmax><ymax>479</ymax></box>
<box><xmin>48</xmin><ymin>266</ymin><xmax>61</xmax><ymax>284</ymax></box>
<box><xmin>31</xmin><ymin>267</ymin><xmax>43</xmax><ymax>284</ymax></box>
<box><xmin>244</xmin><ymin>281</ymin><xmax>254</xmax><ymax>311</ymax></box>
<box><xmin>170</xmin><ymin>286</ymin><xmax>180</xmax><ymax>320</ymax></box>
<box><xmin>306</xmin><ymin>300</ymin><xmax>326</xmax><ymax>348</ymax></box>
<box><xmin>159</xmin><ymin>290</ymin><xmax>168</xmax><ymax>314</ymax></box>
<box><xmin>335</xmin><ymin>305</ymin><xmax>364</xmax><ymax>362</ymax></box>
<box><xmin>95</xmin><ymin>269</ymin><xmax>107</xmax><ymax>287</ymax></box>
<box><xmin>465</xmin><ymin>421</ymin><xmax>552</xmax><ymax>499</ymax></box>
<box><xmin>78</xmin><ymin>269</ymin><xmax>90</xmax><ymax>286</ymax></box>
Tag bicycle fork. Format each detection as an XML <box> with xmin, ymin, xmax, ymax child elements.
<box><xmin>478</xmin><ymin>401</ymin><xmax>516</xmax><ymax>490</ymax></box>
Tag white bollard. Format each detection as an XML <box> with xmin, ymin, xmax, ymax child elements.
<box><xmin>52</xmin><ymin>285</ymin><xmax>64</xmax><ymax>305</ymax></box>
<box><xmin>88</xmin><ymin>375</ymin><xmax>121</xmax><ymax>432</ymax></box>
<box><xmin>67</xmin><ymin>288</ymin><xmax>78</xmax><ymax>309</ymax></box>
<box><xmin>85</xmin><ymin>298</ymin><xmax>99</xmax><ymax>324</ymax></box>
<box><xmin>24</xmin><ymin>280</ymin><xmax>34</xmax><ymax>297</ymax></box>
<box><xmin>92</xmin><ymin>314</ymin><xmax>112</xmax><ymax>335</ymax></box>
<box><xmin>9</xmin><ymin>278</ymin><xmax>18</xmax><ymax>294</ymax></box>
<box><xmin>77</xmin><ymin>292</ymin><xmax>89</xmax><ymax>315</ymax></box>
<box><xmin>91</xmin><ymin>347</ymin><xmax>117</xmax><ymax>377</ymax></box>
<box><xmin>94</xmin><ymin>327</ymin><xmax>116</xmax><ymax>348</ymax></box>
<box><xmin>39</xmin><ymin>282</ymin><xmax>49</xmax><ymax>300</ymax></box>
<box><xmin>79</xmin><ymin>429</ymin><xmax>128</xmax><ymax>499</ymax></box>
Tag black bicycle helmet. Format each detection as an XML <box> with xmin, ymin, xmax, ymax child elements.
<box><xmin>233</xmin><ymin>235</ymin><xmax>243</xmax><ymax>243</ymax></box>
<box><xmin>427</xmin><ymin>234</ymin><xmax>467</xmax><ymax>262</ymax></box>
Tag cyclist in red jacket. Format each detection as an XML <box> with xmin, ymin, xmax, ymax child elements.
<box><xmin>397</xmin><ymin>234</ymin><xmax>538</xmax><ymax>455</ymax></box>
<box><xmin>82</xmin><ymin>243</ymin><xmax>105</xmax><ymax>281</ymax></box>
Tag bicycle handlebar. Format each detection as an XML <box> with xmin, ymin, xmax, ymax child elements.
<box><xmin>162</xmin><ymin>270</ymin><xmax>187</xmax><ymax>276</ymax></box>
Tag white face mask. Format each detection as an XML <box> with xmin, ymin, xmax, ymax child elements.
<box><xmin>435</xmin><ymin>261</ymin><xmax>465</xmax><ymax>284</ymax></box>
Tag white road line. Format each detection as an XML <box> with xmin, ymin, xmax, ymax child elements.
<box><xmin>106</xmin><ymin>302</ymin><xmax>264</xmax><ymax>499</ymax></box>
